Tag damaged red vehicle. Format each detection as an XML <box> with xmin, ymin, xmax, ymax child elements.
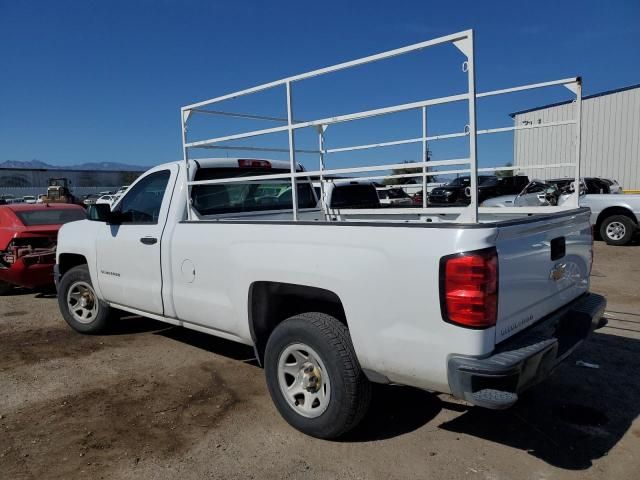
<box><xmin>0</xmin><ymin>203</ymin><xmax>86</xmax><ymax>295</ymax></box>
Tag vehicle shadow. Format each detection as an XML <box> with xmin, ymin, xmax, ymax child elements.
<box><xmin>595</xmin><ymin>237</ymin><xmax>640</xmax><ymax>247</ymax></box>
<box><xmin>34</xmin><ymin>286</ymin><xmax>58</xmax><ymax>299</ymax></box>
<box><xmin>343</xmin><ymin>384</ymin><xmax>442</xmax><ymax>441</ymax></box>
<box><xmin>105</xmin><ymin>313</ymin><xmax>173</xmax><ymax>335</ymax></box>
<box><xmin>438</xmin><ymin>330</ymin><xmax>640</xmax><ymax>470</ymax></box>
<box><xmin>154</xmin><ymin>325</ymin><xmax>442</xmax><ymax>440</ymax></box>
<box><xmin>1</xmin><ymin>286</ymin><xmax>36</xmax><ymax>297</ymax></box>
<box><xmin>155</xmin><ymin>326</ymin><xmax>259</xmax><ymax>364</ymax></box>
<box><xmin>99</xmin><ymin>320</ymin><xmax>640</xmax><ymax>457</ymax></box>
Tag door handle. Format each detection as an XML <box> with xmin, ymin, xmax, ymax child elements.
<box><xmin>140</xmin><ymin>237</ymin><xmax>158</xmax><ymax>245</ymax></box>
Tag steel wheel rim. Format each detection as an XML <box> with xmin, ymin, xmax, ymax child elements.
<box><xmin>66</xmin><ymin>281</ymin><xmax>99</xmax><ymax>324</ymax></box>
<box><xmin>277</xmin><ymin>343</ymin><xmax>331</xmax><ymax>418</ymax></box>
<box><xmin>606</xmin><ymin>221</ymin><xmax>626</xmax><ymax>241</ymax></box>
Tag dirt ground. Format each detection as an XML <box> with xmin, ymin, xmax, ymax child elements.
<box><xmin>1</xmin><ymin>242</ymin><xmax>639</xmax><ymax>480</ymax></box>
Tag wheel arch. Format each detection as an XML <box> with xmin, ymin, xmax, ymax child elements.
<box><xmin>595</xmin><ymin>206</ymin><xmax>638</xmax><ymax>229</ymax></box>
<box><xmin>58</xmin><ymin>253</ymin><xmax>88</xmax><ymax>277</ymax></box>
<box><xmin>248</xmin><ymin>281</ymin><xmax>347</xmax><ymax>365</ymax></box>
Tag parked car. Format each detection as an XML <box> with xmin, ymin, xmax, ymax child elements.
<box><xmin>22</xmin><ymin>195</ymin><xmax>37</xmax><ymax>204</ymax></box>
<box><xmin>428</xmin><ymin>175</ymin><xmax>530</xmax><ymax>206</ymax></box>
<box><xmin>547</xmin><ymin>177</ymin><xmax>615</xmax><ymax>195</ymax></box>
<box><xmin>54</xmin><ymin>157</ymin><xmax>606</xmax><ymax>439</ymax></box>
<box><xmin>83</xmin><ymin>194</ymin><xmax>101</xmax><ymax>206</ymax></box>
<box><xmin>412</xmin><ymin>190</ymin><xmax>424</xmax><ymax>206</ymax></box>
<box><xmin>376</xmin><ymin>187</ymin><xmax>413</xmax><ymax>206</ymax></box>
<box><xmin>96</xmin><ymin>195</ymin><xmax>116</xmax><ymax>206</ymax></box>
<box><xmin>0</xmin><ymin>203</ymin><xmax>86</xmax><ymax>294</ymax></box>
<box><xmin>482</xmin><ymin>179</ymin><xmax>640</xmax><ymax>245</ymax></box>
<box><xmin>36</xmin><ymin>194</ymin><xmax>48</xmax><ymax>204</ymax></box>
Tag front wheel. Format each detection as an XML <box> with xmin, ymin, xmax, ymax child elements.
<box><xmin>600</xmin><ymin>215</ymin><xmax>636</xmax><ymax>246</ymax></box>
<box><xmin>57</xmin><ymin>265</ymin><xmax>111</xmax><ymax>333</ymax></box>
<box><xmin>264</xmin><ymin>312</ymin><xmax>371</xmax><ymax>439</ymax></box>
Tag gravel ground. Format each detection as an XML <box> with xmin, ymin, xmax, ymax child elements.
<box><xmin>1</xmin><ymin>241</ymin><xmax>639</xmax><ymax>479</ymax></box>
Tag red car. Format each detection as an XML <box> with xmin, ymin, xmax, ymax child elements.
<box><xmin>0</xmin><ymin>203</ymin><xmax>86</xmax><ymax>294</ymax></box>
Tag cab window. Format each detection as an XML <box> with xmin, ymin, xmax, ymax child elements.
<box><xmin>117</xmin><ymin>170</ymin><xmax>170</xmax><ymax>224</ymax></box>
<box><xmin>191</xmin><ymin>168</ymin><xmax>316</xmax><ymax>215</ymax></box>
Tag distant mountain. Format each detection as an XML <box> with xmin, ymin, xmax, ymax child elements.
<box><xmin>0</xmin><ymin>160</ymin><xmax>52</xmax><ymax>169</ymax></box>
<box><xmin>0</xmin><ymin>160</ymin><xmax>146</xmax><ymax>171</ymax></box>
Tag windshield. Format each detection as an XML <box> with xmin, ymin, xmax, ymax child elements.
<box><xmin>479</xmin><ymin>176</ymin><xmax>498</xmax><ymax>186</ymax></box>
<box><xmin>192</xmin><ymin>168</ymin><xmax>317</xmax><ymax>215</ymax></box>
<box><xmin>448</xmin><ymin>177</ymin><xmax>470</xmax><ymax>186</ymax></box>
<box><xmin>15</xmin><ymin>208</ymin><xmax>86</xmax><ymax>226</ymax></box>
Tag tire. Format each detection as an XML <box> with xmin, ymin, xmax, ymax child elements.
<box><xmin>57</xmin><ymin>265</ymin><xmax>111</xmax><ymax>334</ymax></box>
<box><xmin>264</xmin><ymin>312</ymin><xmax>371</xmax><ymax>439</ymax></box>
<box><xmin>599</xmin><ymin>215</ymin><xmax>636</xmax><ymax>246</ymax></box>
<box><xmin>0</xmin><ymin>280</ymin><xmax>12</xmax><ymax>296</ymax></box>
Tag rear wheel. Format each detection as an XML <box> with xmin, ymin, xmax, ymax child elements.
<box><xmin>599</xmin><ymin>215</ymin><xmax>636</xmax><ymax>246</ymax></box>
<box><xmin>57</xmin><ymin>265</ymin><xmax>111</xmax><ymax>333</ymax></box>
<box><xmin>264</xmin><ymin>312</ymin><xmax>371</xmax><ymax>439</ymax></box>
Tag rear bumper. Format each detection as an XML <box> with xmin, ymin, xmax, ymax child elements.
<box><xmin>447</xmin><ymin>293</ymin><xmax>607</xmax><ymax>409</ymax></box>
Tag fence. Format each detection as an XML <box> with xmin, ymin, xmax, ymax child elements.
<box><xmin>0</xmin><ymin>186</ymin><xmax>121</xmax><ymax>199</ymax></box>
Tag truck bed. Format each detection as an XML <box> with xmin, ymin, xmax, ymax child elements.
<box><xmin>171</xmin><ymin>205</ymin><xmax>592</xmax><ymax>392</ymax></box>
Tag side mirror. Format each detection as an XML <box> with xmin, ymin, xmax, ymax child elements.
<box><xmin>87</xmin><ymin>203</ymin><xmax>119</xmax><ymax>223</ymax></box>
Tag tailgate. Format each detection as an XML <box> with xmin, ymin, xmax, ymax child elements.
<box><xmin>494</xmin><ymin>209</ymin><xmax>592</xmax><ymax>343</ymax></box>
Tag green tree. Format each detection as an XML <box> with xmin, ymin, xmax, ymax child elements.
<box><xmin>384</xmin><ymin>149</ymin><xmax>433</xmax><ymax>185</ymax></box>
<box><xmin>495</xmin><ymin>162</ymin><xmax>515</xmax><ymax>177</ymax></box>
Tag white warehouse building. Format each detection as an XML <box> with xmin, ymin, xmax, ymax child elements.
<box><xmin>512</xmin><ymin>84</ymin><xmax>640</xmax><ymax>191</ymax></box>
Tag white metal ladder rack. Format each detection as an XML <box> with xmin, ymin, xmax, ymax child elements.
<box><xmin>180</xmin><ymin>29</ymin><xmax>582</xmax><ymax>223</ymax></box>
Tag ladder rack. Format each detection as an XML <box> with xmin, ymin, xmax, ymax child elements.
<box><xmin>180</xmin><ymin>29</ymin><xmax>582</xmax><ymax>223</ymax></box>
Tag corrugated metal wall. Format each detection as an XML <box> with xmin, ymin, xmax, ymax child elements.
<box><xmin>513</xmin><ymin>86</ymin><xmax>640</xmax><ymax>190</ymax></box>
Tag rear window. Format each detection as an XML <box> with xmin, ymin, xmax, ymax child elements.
<box><xmin>191</xmin><ymin>168</ymin><xmax>317</xmax><ymax>215</ymax></box>
<box><xmin>15</xmin><ymin>208</ymin><xmax>86</xmax><ymax>226</ymax></box>
<box><xmin>330</xmin><ymin>184</ymin><xmax>380</xmax><ymax>209</ymax></box>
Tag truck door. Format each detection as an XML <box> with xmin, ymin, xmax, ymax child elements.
<box><xmin>96</xmin><ymin>166</ymin><xmax>176</xmax><ymax>315</ymax></box>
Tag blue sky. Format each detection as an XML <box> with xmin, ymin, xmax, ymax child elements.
<box><xmin>1</xmin><ymin>0</ymin><xmax>639</xmax><ymax>174</ymax></box>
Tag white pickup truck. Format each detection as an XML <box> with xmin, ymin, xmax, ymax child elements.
<box><xmin>55</xmin><ymin>157</ymin><xmax>606</xmax><ymax>438</ymax></box>
<box><xmin>54</xmin><ymin>31</ymin><xmax>607</xmax><ymax>438</ymax></box>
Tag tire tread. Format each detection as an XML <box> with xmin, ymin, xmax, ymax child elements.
<box><xmin>264</xmin><ymin>312</ymin><xmax>371</xmax><ymax>438</ymax></box>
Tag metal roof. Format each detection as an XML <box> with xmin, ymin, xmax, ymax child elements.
<box><xmin>509</xmin><ymin>83</ymin><xmax>640</xmax><ymax>118</ymax></box>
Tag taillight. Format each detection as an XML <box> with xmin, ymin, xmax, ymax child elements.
<box><xmin>238</xmin><ymin>159</ymin><xmax>271</xmax><ymax>168</ymax></box>
<box><xmin>440</xmin><ymin>247</ymin><xmax>498</xmax><ymax>329</ymax></box>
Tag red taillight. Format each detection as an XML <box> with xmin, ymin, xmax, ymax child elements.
<box><xmin>238</xmin><ymin>159</ymin><xmax>271</xmax><ymax>168</ymax></box>
<box><xmin>440</xmin><ymin>248</ymin><xmax>498</xmax><ymax>329</ymax></box>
